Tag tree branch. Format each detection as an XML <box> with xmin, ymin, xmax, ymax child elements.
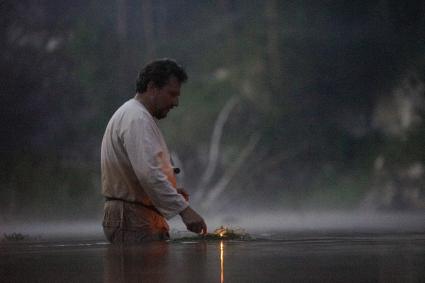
<box><xmin>200</xmin><ymin>133</ymin><xmax>261</xmax><ymax>210</ymax></box>
<box><xmin>193</xmin><ymin>96</ymin><xmax>239</xmax><ymax>202</ymax></box>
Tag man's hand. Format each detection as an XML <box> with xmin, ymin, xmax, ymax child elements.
<box><xmin>177</xmin><ymin>188</ymin><xmax>189</xmax><ymax>201</ymax></box>
<box><xmin>180</xmin><ymin>206</ymin><xmax>207</xmax><ymax>235</ymax></box>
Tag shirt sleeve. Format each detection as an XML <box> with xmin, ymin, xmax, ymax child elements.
<box><xmin>122</xmin><ymin>115</ymin><xmax>188</xmax><ymax>219</ymax></box>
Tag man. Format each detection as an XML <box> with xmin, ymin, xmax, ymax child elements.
<box><xmin>101</xmin><ymin>59</ymin><xmax>207</xmax><ymax>243</ymax></box>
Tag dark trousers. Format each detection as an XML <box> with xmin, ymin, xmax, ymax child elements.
<box><xmin>102</xmin><ymin>199</ymin><xmax>170</xmax><ymax>243</ymax></box>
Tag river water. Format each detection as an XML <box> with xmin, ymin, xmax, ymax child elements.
<box><xmin>1</xmin><ymin>231</ymin><xmax>424</xmax><ymax>283</ymax></box>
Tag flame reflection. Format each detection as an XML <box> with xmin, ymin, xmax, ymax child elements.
<box><xmin>220</xmin><ymin>240</ymin><xmax>224</xmax><ymax>283</ymax></box>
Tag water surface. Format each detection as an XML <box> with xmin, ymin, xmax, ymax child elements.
<box><xmin>1</xmin><ymin>231</ymin><xmax>424</xmax><ymax>283</ymax></box>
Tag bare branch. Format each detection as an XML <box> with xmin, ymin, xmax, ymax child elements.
<box><xmin>201</xmin><ymin>133</ymin><xmax>261</xmax><ymax>210</ymax></box>
<box><xmin>194</xmin><ymin>96</ymin><xmax>239</xmax><ymax>201</ymax></box>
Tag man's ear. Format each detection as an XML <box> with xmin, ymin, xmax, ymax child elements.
<box><xmin>147</xmin><ymin>81</ymin><xmax>158</xmax><ymax>92</ymax></box>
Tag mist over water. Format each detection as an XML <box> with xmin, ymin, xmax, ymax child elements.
<box><xmin>2</xmin><ymin>209</ymin><xmax>424</xmax><ymax>283</ymax></box>
<box><xmin>204</xmin><ymin>210</ymin><xmax>425</xmax><ymax>234</ymax></box>
<box><xmin>2</xmin><ymin>210</ymin><xmax>424</xmax><ymax>241</ymax></box>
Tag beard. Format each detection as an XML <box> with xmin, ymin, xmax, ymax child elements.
<box><xmin>153</xmin><ymin>108</ymin><xmax>169</xmax><ymax>119</ymax></box>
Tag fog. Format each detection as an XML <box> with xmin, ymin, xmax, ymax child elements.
<box><xmin>1</xmin><ymin>1</ymin><xmax>425</xmax><ymax>240</ymax></box>
<box><xmin>2</xmin><ymin>210</ymin><xmax>423</xmax><ymax>241</ymax></box>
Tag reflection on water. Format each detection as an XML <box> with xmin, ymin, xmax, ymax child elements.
<box><xmin>220</xmin><ymin>240</ymin><xmax>224</xmax><ymax>283</ymax></box>
<box><xmin>103</xmin><ymin>241</ymin><xmax>212</xmax><ymax>283</ymax></box>
<box><xmin>104</xmin><ymin>240</ymin><xmax>227</xmax><ymax>282</ymax></box>
<box><xmin>104</xmin><ymin>242</ymin><xmax>169</xmax><ymax>282</ymax></box>
<box><xmin>0</xmin><ymin>233</ymin><xmax>424</xmax><ymax>282</ymax></box>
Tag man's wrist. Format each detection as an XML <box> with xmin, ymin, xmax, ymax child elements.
<box><xmin>179</xmin><ymin>206</ymin><xmax>192</xmax><ymax>217</ymax></box>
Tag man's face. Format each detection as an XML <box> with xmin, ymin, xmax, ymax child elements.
<box><xmin>152</xmin><ymin>76</ymin><xmax>181</xmax><ymax>119</ymax></box>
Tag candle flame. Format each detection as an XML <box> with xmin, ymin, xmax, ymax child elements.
<box><xmin>214</xmin><ymin>226</ymin><xmax>227</xmax><ymax>238</ymax></box>
<box><xmin>212</xmin><ymin>225</ymin><xmax>249</xmax><ymax>240</ymax></box>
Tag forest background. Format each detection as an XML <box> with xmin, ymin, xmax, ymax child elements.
<box><xmin>1</xmin><ymin>0</ymin><xmax>424</xmax><ymax>222</ymax></box>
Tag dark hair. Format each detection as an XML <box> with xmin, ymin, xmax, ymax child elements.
<box><xmin>136</xmin><ymin>58</ymin><xmax>188</xmax><ymax>93</ymax></box>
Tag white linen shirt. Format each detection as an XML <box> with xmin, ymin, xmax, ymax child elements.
<box><xmin>101</xmin><ymin>98</ymin><xmax>188</xmax><ymax>219</ymax></box>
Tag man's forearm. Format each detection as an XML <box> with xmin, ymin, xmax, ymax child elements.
<box><xmin>180</xmin><ymin>206</ymin><xmax>207</xmax><ymax>235</ymax></box>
